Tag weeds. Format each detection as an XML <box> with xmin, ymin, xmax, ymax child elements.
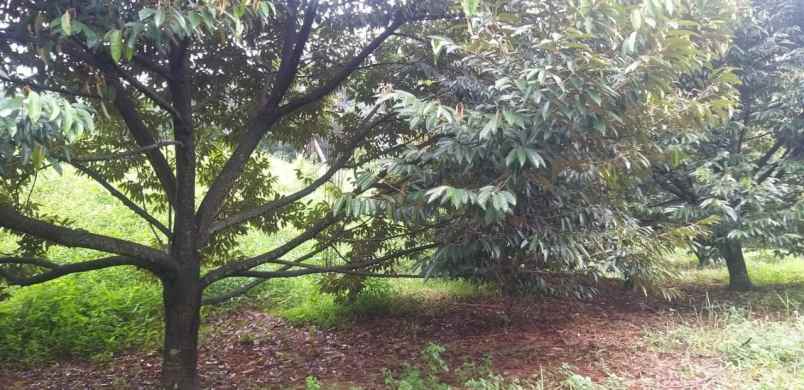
<box><xmin>648</xmin><ymin>297</ymin><xmax>804</xmax><ymax>389</ymax></box>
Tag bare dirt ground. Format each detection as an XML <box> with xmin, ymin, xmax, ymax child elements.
<box><xmin>0</xmin><ymin>282</ymin><xmax>739</xmax><ymax>389</ymax></box>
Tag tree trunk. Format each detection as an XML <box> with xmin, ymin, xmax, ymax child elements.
<box><xmin>161</xmin><ymin>267</ymin><xmax>202</xmax><ymax>389</ymax></box>
<box><xmin>719</xmin><ymin>238</ymin><xmax>752</xmax><ymax>291</ymax></box>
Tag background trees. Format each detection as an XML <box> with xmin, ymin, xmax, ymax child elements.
<box><xmin>641</xmin><ymin>0</ymin><xmax>804</xmax><ymax>290</ymax></box>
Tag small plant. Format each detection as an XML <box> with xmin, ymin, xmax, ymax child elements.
<box><xmin>385</xmin><ymin>343</ymin><xmax>451</xmax><ymax>390</ymax></box>
<box><xmin>305</xmin><ymin>376</ymin><xmax>321</xmax><ymax>390</ymax></box>
<box><xmin>560</xmin><ymin>364</ymin><xmax>596</xmax><ymax>390</ymax></box>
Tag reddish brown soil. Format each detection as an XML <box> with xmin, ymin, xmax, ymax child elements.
<box><xmin>0</xmin><ymin>282</ymin><xmax>732</xmax><ymax>389</ymax></box>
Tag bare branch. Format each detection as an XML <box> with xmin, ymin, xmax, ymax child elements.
<box><xmin>0</xmin><ymin>205</ymin><xmax>174</xmax><ymax>271</ymax></box>
<box><xmin>0</xmin><ymin>257</ymin><xmax>57</xmax><ymax>268</ymax></box>
<box><xmin>279</xmin><ymin>18</ymin><xmax>405</xmax><ymax>114</ymax></box>
<box><xmin>201</xmin><ymin>278</ymin><xmax>268</xmax><ymax>305</ymax></box>
<box><xmin>69</xmin><ymin>141</ymin><xmax>181</xmax><ymax>163</ymax></box>
<box><xmin>106</xmin><ymin>77</ymin><xmax>178</xmax><ymax>207</ymax></box>
<box><xmin>0</xmin><ymin>74</ymin><xmax>98</xmax><ymax>99</ymax></box>
<box><xmin>0</xmin><ymin>255</ymin><xmax>149</xmax><ymax>286</ymax></box>
<box><xmin>132</xmin><ymin>54</ymin><xmax>171</xmax><ymax>80</ymax></box>
<box><xmin>112</xmin><ymin>63</ymin><xmax>183</xmax><ymax>121</ymax></box>
<box><xmin>754</xmin><ymin>138</ymin><xmax>785</xmax><ymax>174</ymax></box>
<box><xmin>201</xmin><ymin>215</ymin><xmax>340</xmax><ymax>286</ymax></box>
<box><xmin>201</xmin><ymin>242</ymin><xmax>329</xmax><ymax>306</ymax></box>
<box><xmin>238</xmin><ymin>269</ymin><xmax>423</xmax><ymax>279</ymax></box>
<box><xmin>195</xmin><ymin>0</ymin><xmax>319</xmax><ymax>233</ymax></box>
<box><xmin>70</xmin><ymin>161</ymin><xmax>172</xmax><ymax>237</ymax></box>
<box><xmin>269</xmin><ymin>243</ymin><xmax>435</xmax><ymax>271</ymax></box>
<box><xmin>201</xmin><ymin>242</ymin><xmax>432</xmax><ymax>305</ymax></box>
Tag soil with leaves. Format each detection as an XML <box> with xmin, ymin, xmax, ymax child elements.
<box><xmin>0</xmin><ymin>280</ymin><xmax>801</xmax><ymax>389</ymax></box>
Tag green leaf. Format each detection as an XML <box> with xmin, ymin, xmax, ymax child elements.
<box><xmin>631</xmin><ymin>9</ymin><xmax>642</xmax><ymax>30</ymax></box>
<box><xmin>479</xmin><ymin>114</ymin><xmax>499</xmax><ymax>139</ymax></box>
<box><xmin>503</xmin><ymin>111</ymin><xmax>524</xmax><ymax>128</ymax></box>
<box><xmin>46</xmin><ymin>96</ymin><xmax>61</xmax><ymax>121</ymax></box>
<box><xmin>61</xmin><ymin>105</ymin><xmax>75</xmax><ymax>133</ymax></box>
<box><xmin>61</xmin><ymin>11</ymin><xmax>72</xmax><ymax>35</ymax></box>
<box><xmin>461</xmin><ymin>0</ymin><xmax>480</xmax><ymax>17</ymax></box>
<box><xmin>525</xmin><ymin>148</ymin><xmax>545</xmax><ymax>168</ymax></box>
<box><xmin>31</xmin><ymin>143</ymin><xmax>45</xmax><ymax>168</ymax></box>
<box><xmin>623</xmin><ymin>31</ymin><xmax>638</xmax><ymax>54</ymax></box>
<box><xmin>154</xmin><ymin>9</ymin><xmax>165</xmax><ymax>27</ymax></box>
<box><xmin>139</xmin><ymin>8</ymin><xmax>156</xmax><ymax>21</ymax></box>
<box><xmin>25</xmin><ymin>91</ymin><xmax>42</xmax><ymax>123</ymax></box>
<box><xmin>588</xmin><ymin>91</ymin><xmax>602</xmax><ymax>106</ymax></box>
<box><xmin>108</xmin><ymin>30</ymin><xmax>123</xmax><ymax>63</ymax></box>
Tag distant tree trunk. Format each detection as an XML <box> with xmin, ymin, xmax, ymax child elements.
<box><xmin>160</xmin><ymin>263</ymin><xmax>202</xmax><ymax>390</ymax></box>
<box><xmin>719</xmin><ymin>238</ymin><xmax>752</xmax><ymax>290</ymax></box>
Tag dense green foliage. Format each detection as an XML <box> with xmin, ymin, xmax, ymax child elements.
<box><xmin>341</xmin><ymin>0</ymin><xmax>741</xmax><ymax>295</ymax></box>
<box><xmin>0</xmin><ymin>269</ymin><xmax>161</xmax><ymax>363</ymax></box>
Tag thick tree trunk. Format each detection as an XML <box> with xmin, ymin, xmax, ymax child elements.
<box><xmin>161</xmin><ymin>266</ymin><xmax>202</xmax><ymax>389</ymax></box>
<box><xmin>719</xmin><ymin>238</ymin><xmax>752</xmax><ymax>291</ymax></box>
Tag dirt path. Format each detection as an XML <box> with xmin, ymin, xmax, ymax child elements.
<box><xmin>0</xmin><ymin>284</ymin><xmax>730</xmax><ymax>389</ymax></box>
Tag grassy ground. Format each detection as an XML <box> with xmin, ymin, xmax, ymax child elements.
<box><xmin>1</xmin><ymin>165</ymin><xmax>803</xmax><ymax>389</ymax></box>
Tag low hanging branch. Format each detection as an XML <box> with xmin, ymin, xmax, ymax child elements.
<box><xmin>241</xmin><ymin>243</ymin><xmax>437</xmax><ymax>278</ymax></box>
<box><xmin>0</xmin><ymin>255</ymin><xmax>149</xmax><ymax>286</ymax></box>
<box><xmin>0</xmin><ymin>205</ymin><xmax>173</xmax><ymax>269</ymax></box>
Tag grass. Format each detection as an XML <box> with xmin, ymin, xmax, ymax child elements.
<box><xmin>647</xmin><ymin>303</ymin><xmax>804</xmax><ymax>389</ymax></box>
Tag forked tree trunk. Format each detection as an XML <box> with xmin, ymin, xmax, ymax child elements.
<box><xmin>161</xmin><ymin>266</ymin><xmax>202</xmax><ymax>389</ymax></box>
<box><xmin>719</xmin><ymin>238</ymin><xmax>752</xmax><ymax>291</ymax></box>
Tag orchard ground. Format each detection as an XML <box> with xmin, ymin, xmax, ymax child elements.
<box><xmin>0</xmin><ymin>165</ymin><xmax>802</xmax><ymax>389</ymax></box>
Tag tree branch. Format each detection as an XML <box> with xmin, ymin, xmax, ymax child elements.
<box><xmin>195</xmin><ymin>0</ymin><xmax>319</xmax><ymax>234</ymax></box>
<box><xmin>279</xmin><ymin>18</ymin><xmax>405</xmax><ymax>114</ymax></box>
<box><xmin>753</xmin><ymin>138</ymin><xmax>785</xmax><ymax>174</ymax></box>
<box><xmin>237</xmin><ymin>243</ymin><xmax>437</xmax><ymax>278</ymax></box>
<box><xmin>0</xmin><ymin>74</ymin><xmax>98</xmax><ymax>99</ymax></box>
<box><xmin>112</xmin><ymin>63</ymin><xmax>183</xmax><ymax>121</ymax></box>
<box><xmin>201</xmin><ymin>215</ymin><xmax>340</xmax><ymax>286</ymax></box>
<box><xmin>106</xmin><ymin>77</ymin><xmax>178</xmax><ymax>207</ymax></box>
<box><xmin>69</xmin><ymin>141</ymin><xmax>181</xmax><ymax>163</ymax></box>
<box><xmin>206</xmin><ymin>106</ymin><xmax>386</xmax><ymax>236</ymax></box>
<box><xmin>196</xmin><ymin>6</ymin><xmax>400</xmax><ymax>234</ymax></box>
<box><xmin>70</xmin><ymin>161</ymin><xmax>172</xmax><ymax>237</ymax></box>
<box><xmin>0</xmin><ymin>206</ymin><xmax>174</xmax><ymax>271</ymax></box>
<box><xmin>201</xmin><ymin>243</ymin><xmax>330</xmax><ymax>306</ymax></box>
<box><xmin>0</xmin><ymin>255</ymin><xmax>147</xmax><ymax>286</ymax></box>
<box><xmin>201</xmin><ymin>242</ymin><xmax>433</xmax><ymax>305</ymax></box>
<box><xmin>132</xmin><ymin>54</ymin><xmax>171</xmax><ymax>81</ymax></box>
<box><xmin>201</xmin><ymin>278</ymin><xmax>268</xmax><ymax>305</ymax></box>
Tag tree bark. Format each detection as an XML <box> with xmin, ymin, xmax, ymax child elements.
<box><xmin>719</xmin><ymin>238</ymin><xmax>752</xmax><ymax>290</ymax></box>
<box><xmin>160</xmin><ymin>266</ymin><xmax>202</xmax><ymax>389</ymax></box>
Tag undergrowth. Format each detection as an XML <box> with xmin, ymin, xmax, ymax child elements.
<box><xmin>306</xmin><ymin>343</ymin><xmax>627</xmax><ymax>390</ymax></box>
<box><xmin>0</xmin><ymin>268</ymin><xmax>161</xmax><ymax>364</ymax></box>
<box><xmin>648</xmin><ymin>297</ymin><xmax>804</xmax><ymax>389</ymax></box>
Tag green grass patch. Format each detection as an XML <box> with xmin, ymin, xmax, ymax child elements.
<box><xmin>0</xmin><ymin>268</ymin><xmax>162</xmax><ymax>364</ymax></box>
<box><xmin>648</xmin><ymin>303</ymin><xmax>804</xmax><ymax>389</ymax></box>
<box><xmin>674</xmin><ymin>251</ymin><xmax>804</xmax><ymax>286</ymax></box>
<box><xmin>209</xmin><ymin>275</ymin><xmax>491</xmax><ymax>328</ymax></box>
